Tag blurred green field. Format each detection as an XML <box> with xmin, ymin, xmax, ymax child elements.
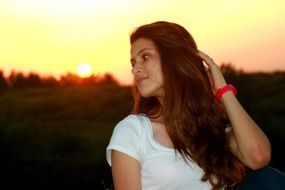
<box><xmin>0</xmin><ymin>84</ymin><xmax>133</xmax><ymax>189</ymax></box>
<box><xmin>0</xmin><ymin>69</ymin><xmax>284</xmax><ymax>189</ymax></box>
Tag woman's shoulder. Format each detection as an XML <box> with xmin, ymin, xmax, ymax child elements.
<box><xmin>115</xmin><ymin>114</ymin><xmax>149</xmax><ymax>133</ymax></box>
<box><xmin>118</xmin><ymin>113</ymin><xmax>148</xmax><ymax>124</ymax></box>
<box><xmin>106</xmin><ymin>114</ymin><xmax>149</xmax><ymax>165</ymax></box>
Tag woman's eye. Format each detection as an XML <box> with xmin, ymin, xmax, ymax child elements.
<box><xmin>142</xmin><ymin>55</ymin><xmax>149</xmax><ymax>60</ymax></box>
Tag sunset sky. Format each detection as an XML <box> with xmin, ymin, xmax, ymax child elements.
<box><xmin>0</xmin><ymin>0</ymin><xmax>285</xmax><ymax>84</ymax></box>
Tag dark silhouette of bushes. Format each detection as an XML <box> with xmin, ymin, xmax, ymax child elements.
<box><xmin>1</xmin><ymin>70</ymin><xmax>119</xmax><ymax>89</ymax></box>
<box><xmin>0</xmin><ymin>70</ymin><xmax>9</xmax><ymax>89</ymax></box>
<box><xmin>59</xmin><ymin>72</ymin><xmax>119</xmax><ymax>87</ymax></box>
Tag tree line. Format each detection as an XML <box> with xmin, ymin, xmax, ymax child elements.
<box><xmin>0</xmin><ymin>70</ymin><xmax>119</xmax><ymax>89</ymax></box>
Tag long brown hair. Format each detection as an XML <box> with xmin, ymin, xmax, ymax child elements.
<box><xmin>130</xmin><ymin>21</ymin><xmax>247</xmax><ymax>189</ymax></box>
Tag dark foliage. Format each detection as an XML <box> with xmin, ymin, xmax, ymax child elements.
<box><xmin>0</xmin><ymin>66</ymin><xmax>284</xmax><ymax>189</ymax></box>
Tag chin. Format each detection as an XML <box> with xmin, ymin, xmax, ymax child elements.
<box><xmin>137</xmin><ymin>86</ymin><xmax>163</xmax><ymax>98</ymax></box>
<box><xmin>137</xmin><ymin>87</ymin><xmax>154</xmax><ymax>98</ymax></box>
<box><xmin>139</xmin><ymin>91</ymin><xmax>155</xmax><ymax>98</ymax></box>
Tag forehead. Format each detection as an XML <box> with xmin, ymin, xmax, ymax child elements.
<box><xmin>130</xmin><ymin>38</ymin><xmax>156</xmax><ymax>55</ymax></box>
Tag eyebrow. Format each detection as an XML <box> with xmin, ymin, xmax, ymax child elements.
<box><xmin>130</xmin><ymin>48</ymin><xmax>154</xmax><ymax>64</ymax></box>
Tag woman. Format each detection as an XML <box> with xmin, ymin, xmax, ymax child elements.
<box><xmin>106</xmin><ymin>21</ymin><xmax>285</xmax><ymax>190</ymax></box>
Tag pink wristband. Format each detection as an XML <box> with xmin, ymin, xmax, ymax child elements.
<box><xmin>215</xmin><ymin>84</ymin><xmax>237</xmax><ymax>102</ymax></box>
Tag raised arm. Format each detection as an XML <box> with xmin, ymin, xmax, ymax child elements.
<box><xmin>111</xmin><ymin>150</ymin><xmax>142</xmax><ymax>190</ymax></box>
<box><xmin>198</xmin><ymin>50</ymin><xmax>271</xmax><ymax>169</ymax></box>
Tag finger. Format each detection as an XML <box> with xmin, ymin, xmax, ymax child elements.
<box><xmin>197</xmin><ymin>50</ymin><xmax>207</xmax><ymax>60</ymax></box>
<box><xmin>202</xmin><ymin>61</ymin><xmax>209</xmax><ymax>71</ymax></box>
<box><xmin>198</xmin><ymin>50</ymin><xmax>210</xmax><ymax>58</ymax></box>
<box><xmin>198</xmin><ymin>50</ymin><xmax>214</xmax><ymax>62</ymax></box>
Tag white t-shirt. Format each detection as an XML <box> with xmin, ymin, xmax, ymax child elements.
<box><xmin>106</xmin><ymin>114</ymin><xmax>216</xmax><ymax>190</ymax></box>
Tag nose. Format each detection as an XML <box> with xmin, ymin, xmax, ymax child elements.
<box><xmin>131</xmin><ymin>63</ymin><xmax>142</xmax><ymax>75</ymax></box>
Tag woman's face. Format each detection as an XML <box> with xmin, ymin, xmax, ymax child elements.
<box><xmin>130</xmin><ymin>38</ymin><xmax>164</xmax><ymax>98</ymax></box>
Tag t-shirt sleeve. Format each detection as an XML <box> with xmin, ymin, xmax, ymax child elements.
<box><xmin>106</xmin><ymin>115</ymin><xmax>142</xmax><ymax>166</ymax></box>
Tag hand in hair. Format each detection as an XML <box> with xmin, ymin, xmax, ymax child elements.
<box><xmin>198</xmin><ymin>50</ymin><xmax>227</xmax><ymax>93</ymax></box>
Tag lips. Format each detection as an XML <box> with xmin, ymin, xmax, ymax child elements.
<box><xmin>135</xmin><ymin>77</ymin><xmax>148</xmax><ymax>85</ymax></box>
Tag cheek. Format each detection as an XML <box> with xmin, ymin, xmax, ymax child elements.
<box><xmin>156</xmin><ymin>72</ymin><xmax>164</xmax><ymax>85</ymax></box>
<box><xmin>145</xmin><ymin>59</ymin><xmax>162</xmax><ymax>80</ymax></box>
<box><xmin>152</xmin><ymin>66</ymin><xmax>164</xmax><ymax>84</ymax></box>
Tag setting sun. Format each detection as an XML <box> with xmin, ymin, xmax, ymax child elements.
<box><xmin>76</xmin><ymin>63</ymin><xmax>93</xmax><ymax>78</ymax></box>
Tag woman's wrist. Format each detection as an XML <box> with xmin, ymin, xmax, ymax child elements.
<box><xmin>215</xmin><ymin>84</ymin><xmax>237</xmax><ymax>102</ymax></box>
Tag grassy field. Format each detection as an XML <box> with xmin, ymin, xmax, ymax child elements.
<box><xmin>0</xmin><ymin>71</ymin><xmax>284</xmax><ymax>189</ymax></box>
<box><xmin>0</xmin><ymin>84</ymin><xmax>132</xmax><ymax>189</ymax></box>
